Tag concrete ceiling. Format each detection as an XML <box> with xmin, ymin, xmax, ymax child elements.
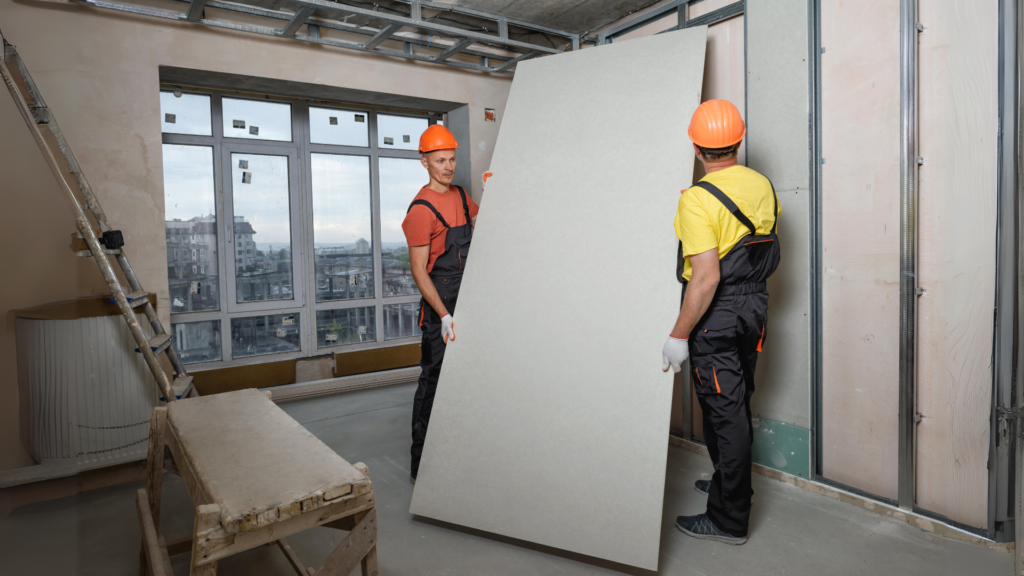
<box><xmin>449</xmin><ymin>0</ymin><xmax>657</xmax><ymax>35</ymax></box>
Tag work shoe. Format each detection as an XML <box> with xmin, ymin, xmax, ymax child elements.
<box><xmin>410</xmin><ymin>476</ymin><xmax>417</xmax><ymax>485</ymax></box>
<box><xmin>695</xmin><ymin>479</ymin><xmax>711</xmax><ymax>495</ymax></box>
<box><xmin>675</xmin><ymin>513</ymin><xmax>747</xmax><ymax>545</ymax></box>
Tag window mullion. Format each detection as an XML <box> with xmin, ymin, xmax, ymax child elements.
<box><xmin>369</xmin><ymin>111</ymin><xmax>385</xmax><ymax>344</ymax></box>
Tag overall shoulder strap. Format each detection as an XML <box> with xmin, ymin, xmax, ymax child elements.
<box><xmin>454</xmin><ymin>185</ymin><xmax>472</xmax><ymax>225</ymax></box>
<box><xmin>692</xmin><ymin>181</ymin><xmax>756</xmax><ymax>236</ymax></box>
<box><xmin>407</xmin><ymin>199</ymin><xmax>451</xmax><ymax>229</ymax></box>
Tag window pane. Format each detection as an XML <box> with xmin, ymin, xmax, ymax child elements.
<box><xmin>171</xmin><ymin>320</ymin><xmax>222</xmax><ymax>364</ymax></box>
<box><xmin>223</xmin><ymin>98</ymin><xmax>292</xmax><ymax>141</ymax></box>
<box><xmin>163</xmin><ymin>144</ymin><xmax>220</xmax><ymax>313</ymax></box>
<box><xmin>311</xmin><ymin>154</ymin><xmax>374</xmax><ymax>302</ymax></box>
<box><xmin>160</xmin><ymin>92</ymin><xmax>212</xmax><ymax>136</ymax></box>
<box><xmin>231</xmin><ymin>153</ymin><xmax>294</xmax><ymax>303</ymax></box>
<box><xmin>309</xmin><ymin>107</ymin><xmax>369</xmax><ymax>147</ymax></box>
<box><xmin>377</xmin><ymin>114</ymin><xmax>429</xmax><ymax>151</ymax></box>
<box><xmin>316</xmin><ymin>307</ymin><xmax>376</xmax><ymax>348</ymax></box>
<box><xmin>379</xmin><ymin>157</ymin><xmax>423</xmax><ymax>296</ymax></box>
<box><xmin>384</xmin><ymin>303</ymin><xmax>422</xmax><ymax>340</ymax></box>
<box><xmin>231</xmin><ymin>313</ymin><xmax>300</xmax><ymax>358</ymax></box>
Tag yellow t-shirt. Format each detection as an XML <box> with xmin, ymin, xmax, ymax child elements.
<box><xmin>675</xmin><ymin>165</ymin><xmax>779</xmax><ymax>281</ymax></box>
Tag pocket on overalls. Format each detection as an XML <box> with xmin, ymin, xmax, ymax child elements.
<box><xmin>435</xmin><ymin>275</ymin><xmax>463</xmax><ymax>310</ymax></box>
<box><xmin>455</xmin><ymin>237</ymin><xmax>470</xmax><ymax>270</ymax></box>
<box><xmin>690</xmin><ymin>355</ymin><xmax>721</xmax><ymax>395</ymax></box>
<box><xmin>690</xmin><ymin>315</ymin><xmax>737</xmax><ymax>356</ymax></box>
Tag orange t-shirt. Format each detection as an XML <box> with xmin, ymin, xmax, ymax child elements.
<box><xmin>402</xmin><ymin>185</ymin><xmax>480</xmax><ymax>273</ymax></box>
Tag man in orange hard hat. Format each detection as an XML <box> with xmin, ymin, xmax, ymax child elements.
<box><xmin>402</xmin><ymin>124</ymin><xmax>479</xmax><ymax>483</ymax></box>
<box><xmin>662</xmin><ymin>99</ymin><xmax>781</xmax><ymax>545</ymax></box>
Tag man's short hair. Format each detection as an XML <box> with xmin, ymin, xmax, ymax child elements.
<box><xmin>697</xmin><ymin>142</ymin><xmax>740</xmax><ymax>161</ymax></box>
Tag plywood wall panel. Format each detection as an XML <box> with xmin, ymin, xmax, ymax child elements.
<box><xmin>914</xmin><ymin>0</ymin><xmax>996</xmax><ymax>530</ymax></box>
<box><xmin>820</xmin><ymin>0</ymin><xmax>901</xmax><ymax>499</ymax></box>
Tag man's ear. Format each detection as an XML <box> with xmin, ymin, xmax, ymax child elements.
<box><xmin>420</xmin><ymin>155</ymin><xmax>429</xmax><ymax>170</ymax></box>
<box><xmin>692</xmin><ymin>143</ymin><xmax>702</xmax><ymax>160</ymax></box>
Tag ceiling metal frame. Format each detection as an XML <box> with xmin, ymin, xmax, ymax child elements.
<box><xmin>75</xmin><ymin>0</ymin><xmax>580</xmax><ymax>74</ymax></box>
<box><xmin>585</xmin><ymin>0</ymin><xmax>744</xmax><ymax>46</ymax></box>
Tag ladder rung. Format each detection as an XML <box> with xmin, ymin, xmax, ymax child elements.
<box><xmin>110</xmin><ymin>291</ymin><xmax>150</xmax><ymax>308</ymax></box>
<box><xmin>135</xmin><ymin>334</ymin><xmax>172</xmax><ymax>355</ymax></box>
<box><xmin>161</xmin><ymin>375</ymin><xmax>194</xmax><ymax>402</ymax></box>
<box><xmin>77</xmin><ymin>248</ymin><xmax>122</xmax><ymax>257</ymax></box>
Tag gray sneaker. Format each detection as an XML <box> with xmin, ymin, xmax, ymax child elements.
<box><xmin>675</xmin><ymin>513</ymin><xmax>747</xmax><ymax>545</ymax></box>
<box><xmin>695</xmin><ymin>479</ymin><xmax>711</xmax><ymax>495</ymax></box>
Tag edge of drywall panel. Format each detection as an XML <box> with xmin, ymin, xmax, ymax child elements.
<box><xmin>264</xmin><ymin>367</ymin><xmax>420</xmax><ymax>403</ymax></box>
<box><xmin>668</xmin><ymin>435</ymin><xmax>1013</xmax><ymax>554</ymax></box>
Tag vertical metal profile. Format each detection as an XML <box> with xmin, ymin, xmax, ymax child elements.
<box><xmin>810</xmin><ymin>0</ymin><xmax>824</xmax><ymax>479</ymax></box>
<box><xmin>897</xmin><ymin>0</ymin><xmax>919</xmax><ymax>511</ymax></box>
<box><xmin>992</xmin><ymin>0</ymin><xmax>1020</xmax><ymax>543</ymax></box>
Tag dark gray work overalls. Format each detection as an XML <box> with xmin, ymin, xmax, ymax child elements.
<box><xmin>408</xmin><ymin>185</ymin><xmax>472</xmax><ymax>479</ymax></box>
<box><xmin>678</xmin><ymin>179</ymin><xmax>780</xmax><ymax>537</ymax></box>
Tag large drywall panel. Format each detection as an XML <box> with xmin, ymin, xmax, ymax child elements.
<box><xmin>409</xmin><ymin>29</ymin><xmax>707</xmax><ymax>570</ymax></box>
<box><xmin>604</xmin><ymin>0</ymin><xmax>746</xmax><ymax>440</ymax></box>
<box><xmin>915</xmin><ymin>0</ymin><xmax>996</xmax><ymax>529</ymax></box>
<box><xmin>0</xmin><ymin>0</ymin><xmax>513</xmax><ymax>471</ymax></box>
<box><xmin>820</xmin><ymin>0</ymin><xmax>901</xmax><ymax>500</ymax></box>
<box><xmin>746</xmin><ymin>0</ymin><xmax>811</xmax><ymax>431</ymax></box>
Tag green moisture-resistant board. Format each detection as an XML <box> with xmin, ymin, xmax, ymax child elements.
<box><xmin>752</xmin><ymin>417</ymin><xmax>810</xmax><ymax>478</ymax></box>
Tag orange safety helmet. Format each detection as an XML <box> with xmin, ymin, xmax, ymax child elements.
<box><xmin>419</xmin><ymin>125</ymin><xmax>460</xmax><ymax>153</ymax></box>
<box><xmin>688</xmin><ymin>99</ymin><xmax>746</xmax><ymax>148</ymax></box>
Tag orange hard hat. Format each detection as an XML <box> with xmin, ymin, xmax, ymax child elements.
<box><xmin>419</xmin><ymin>125</ymin><xmax>460</xmax><ymax>153</ymax></box>
<box><xmin>688</xmin><ymin>99</ymin><xmax>746</xmax><ymax>148</ymax></box>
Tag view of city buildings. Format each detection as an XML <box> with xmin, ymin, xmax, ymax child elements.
<box><xmin>233</xmin><ymin>215</ymin><xmax>294</xmax><ymax>303</ymax></box>
<box><xmin>166</xmin><ymin>215</ymin><xmax>219</xmax><ymax>313</ymax></box>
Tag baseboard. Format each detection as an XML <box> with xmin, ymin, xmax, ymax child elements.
<box><xmin>667</xmin><ymin>436</ymin><xmax>1013</xmax><ymax>554</ymax></box>
<box><xmin>263</xmin><ymin>367</ymin><xmax>420</xmax><ymax>403</ymax></box>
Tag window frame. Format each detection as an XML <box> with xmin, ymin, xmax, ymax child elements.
<box><xmin>162</xmin><ymin>89</ymin><xmax>441</xmax><ymax>369</ymax></box>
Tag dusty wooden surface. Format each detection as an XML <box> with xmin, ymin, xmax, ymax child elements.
<box><xmin>166</xmin><ymin>389</ymin><xmax>368</xmax><ymax>534</ymax></box>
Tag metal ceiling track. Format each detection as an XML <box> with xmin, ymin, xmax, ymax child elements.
<box><xmin>584</xmin><ymin>0</ymin><xmax>744</xmax><ymax>46</ymax></box>
<box><xmin>74</xmin><ymin>0</ymin><xmax>580</xmax><ymax>74</ymax></box>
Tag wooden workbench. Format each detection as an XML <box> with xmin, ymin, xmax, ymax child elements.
<box><xmin>136</xmin><ymin>388</ymin><xmax>379</xmax><ymax>575</ymax></box>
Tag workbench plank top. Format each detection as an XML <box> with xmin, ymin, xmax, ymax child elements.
<box><xmin>166</xmin><ymin>388</ymin><xmax>368</xmax><ymax>533</ymax></box>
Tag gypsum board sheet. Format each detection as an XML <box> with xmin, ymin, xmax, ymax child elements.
<box><xmin>409</xmin><ymin>28</ymin><xmax>707</xmax><ymax>571</ymax></box>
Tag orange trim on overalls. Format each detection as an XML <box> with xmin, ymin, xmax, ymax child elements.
<box><xmin>757</xmin><ymin>322</ymin><xmax>765</xmax><ymax>352</ymax></box>
<box><xmin>419</xmin><ymin>306</ymin><xmax>425</xmax><ymax>327</ymax></box>
<box><xmin>745</xmin><ymin>239</ymin><xmax>775</xmax><ymax>245</ymax></box>
<box><xmin>712</xmin><ymin>366</ymin><xmax>722</xmax><ymax>394</ymax></box>
<box><xmin>694</xmin><ymin>367</ymin><xmax>704</xmax><ymax>391</ymax></box>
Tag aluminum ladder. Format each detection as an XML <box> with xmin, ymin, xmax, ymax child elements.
<box><xmin>1</xmin><ymin>39</ymin><xmax>191</xmax><ymax>403</ymax></box>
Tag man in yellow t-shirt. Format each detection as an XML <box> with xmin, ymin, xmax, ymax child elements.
<box><xmin>662</xmin><ymin>100</ymin><xmax>781</xmax><ymax>546</ymax></box>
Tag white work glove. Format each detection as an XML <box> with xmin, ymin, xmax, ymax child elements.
<box><xmin>441</xmin><ymin>314</ymin><xmax>456</xmax><ymax>343</ymax></box>
<box><xmin>662</xmin><ymin>336</ymin><xmax>689</xmax><ymax>373</ymax></box>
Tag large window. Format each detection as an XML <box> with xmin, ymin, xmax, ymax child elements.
<box><xmin>162</xmin><ymin>90</ymin><xmax>435</xmax><ymax>366</ymax></box>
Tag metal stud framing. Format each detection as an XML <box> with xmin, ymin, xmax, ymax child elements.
<box><xmin>583</xmin><ymin>0</ymin><xmax>744</xmax><ymax>46</ymax></box>
<box><xmin>73</xmin><ymin>0</ymin><xmax>579</xmax><ymax>74</ymax></box>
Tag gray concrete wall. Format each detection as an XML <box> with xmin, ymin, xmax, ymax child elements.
<box><xmin>745</xmin><ymin>0</ymin><xmax>813</xmax><ymax>431</ymax></box>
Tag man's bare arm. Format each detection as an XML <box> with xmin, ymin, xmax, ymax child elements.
<box><xmin>410</xmin><ymin>244</ymin><xmax>449</xmax><ymax>317</ymax></box>
<box><xmin>670</xmin><ymin>249</ymin><xmax>721</xmax><ymax>339</ymax></box>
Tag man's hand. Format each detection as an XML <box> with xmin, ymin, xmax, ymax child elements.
<box><xmin>662</xmin><ymin>336</ymin><xmax>689</xmax><ymax>373</ymax></box>
<box><xmin>442</xmin><ymin>314</ymin><xmax>456</xmax><ymax>343</ymax></box>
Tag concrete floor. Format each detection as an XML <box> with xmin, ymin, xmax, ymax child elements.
<box><xmin>0</xmin><ymin>383</ymin><xmax>1012</xmax><ymax>575</ymax></box>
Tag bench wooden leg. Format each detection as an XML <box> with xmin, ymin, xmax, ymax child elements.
<box><xmin>360</xmin><ymin>545</ymin><xmax>379</xmax><ymax>576</ymax></box>
<box><xmin>190</xmin><ymin>504</ymin><xmax>221</xmax><ymax>576</ymax></box>
<box><xmin>141</xmin><ymin>409</ymin><xmax>167</xmax><ymax>576</ymax></box>
<box><xmin>136</xmin><ymin>488</ymin><xmax>173</xmax><ymax>576</ymax></box>
<box><xmin>313</xmin><ymin>508</ymin><xmax>378</xmax><ymax>576</ymax></box>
